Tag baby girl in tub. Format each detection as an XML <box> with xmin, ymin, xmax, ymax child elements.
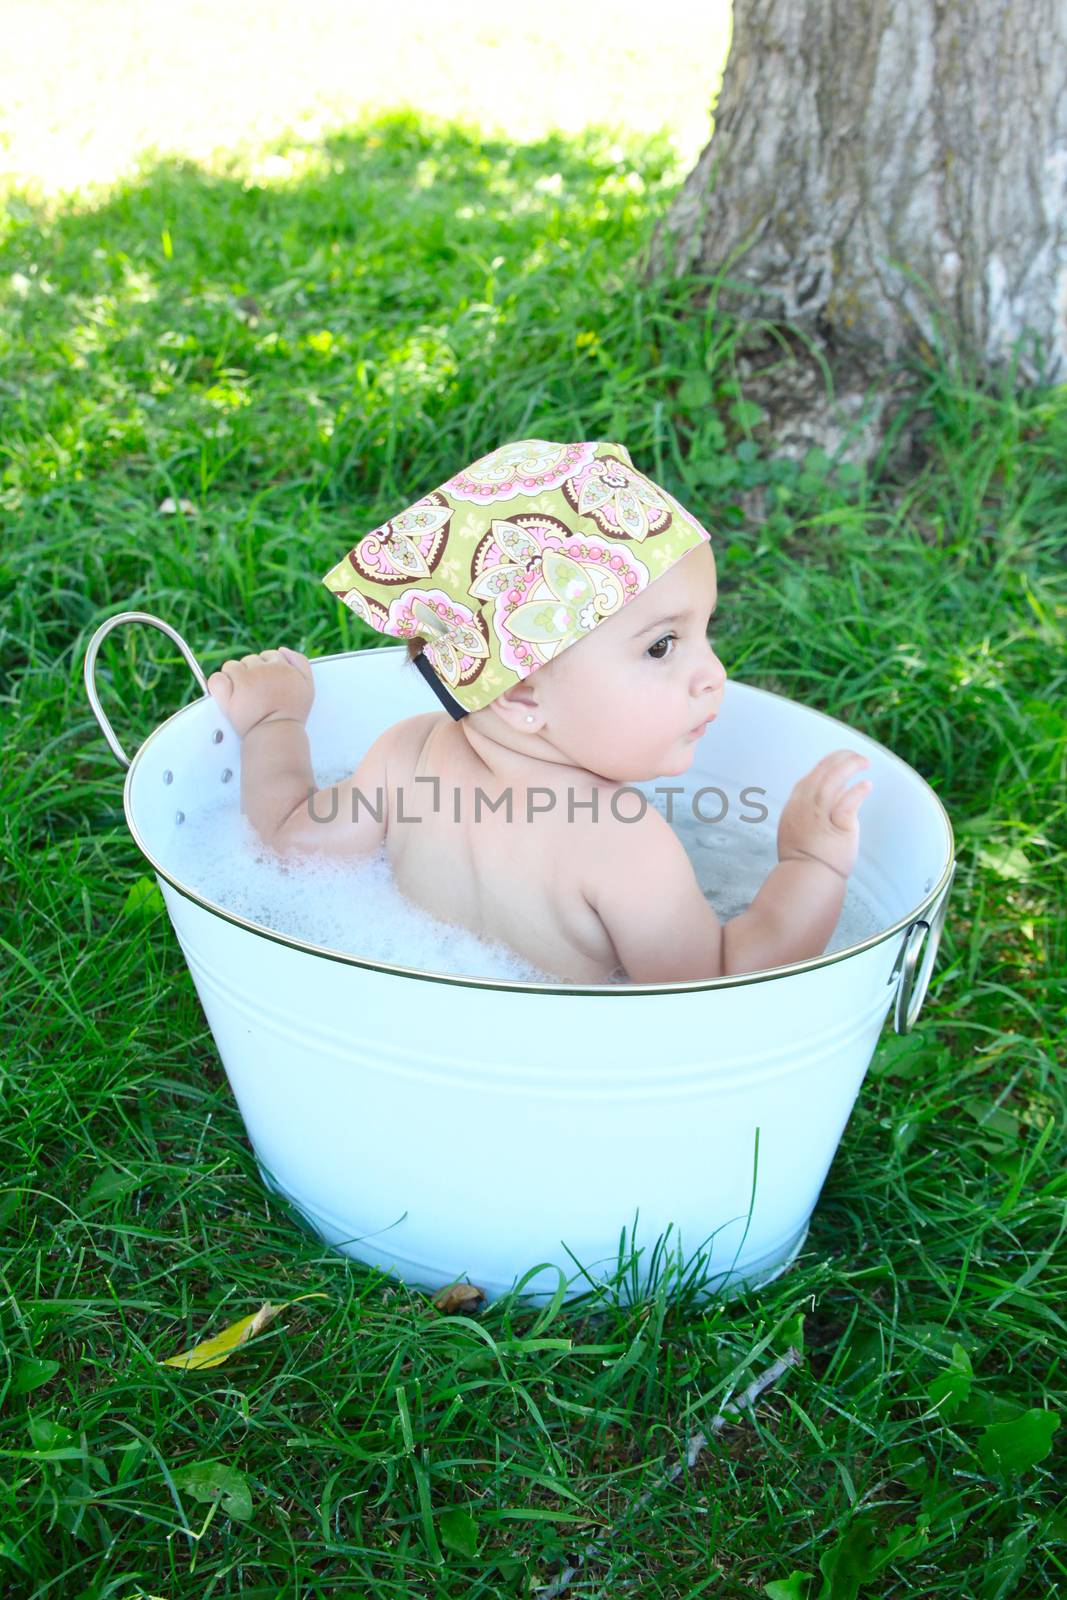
<box><xmin>208</xmin><ymin>438</ymin><xmax>872</xmax><ymax>984</ymax></box>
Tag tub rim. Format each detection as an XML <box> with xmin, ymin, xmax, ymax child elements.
<box><xmin>121</xmin><ymin>644</ymin><xmax>956</xmax><ymax>997</ymax></box>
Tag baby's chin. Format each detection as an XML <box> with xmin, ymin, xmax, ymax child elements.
<box><xmin>605</xmin><ymin>743</ymin><xmax>697</xmax><ymax>783</ymax></box>
<box><xmin>653</xmin><ymin>754</ymin><xmax>697</xmax><ymax>779</ymax></box>
<box><xmin>650</xmin><ymin>739</ymin><xmax>700</xmax><ymax>779</ymax></box>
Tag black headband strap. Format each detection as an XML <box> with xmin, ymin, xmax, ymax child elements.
<box><xmin>412</xmin><ymin>648</ymin><xmax>469</xmax><ymax>720</ymax></box>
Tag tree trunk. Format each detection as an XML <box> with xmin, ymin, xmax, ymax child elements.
<box><xmin>644</xmin><ymin>0</ymin><xmax>1067</xmax><ymax>464</ymax></box>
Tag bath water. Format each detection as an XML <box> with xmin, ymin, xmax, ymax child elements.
<box><xmin>166</xmin><ymin>746</ymin><xmax>884</xmax><ymax>983</ymax></box>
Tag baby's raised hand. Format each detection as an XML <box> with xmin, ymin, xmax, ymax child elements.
<box><xmin>207</xmin><ymin>647</ymin><xmax>314</xmax><ymax>739</ymax></box>
<box><xmin>776</xmin><ymin>749</ymin><xmax>873</xmax><ymax>881</ymax></box>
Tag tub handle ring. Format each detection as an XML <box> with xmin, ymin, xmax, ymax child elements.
<box><xmin>83</xmin><ymin>610</ymin><xmax>209</xmax><ymax>770</ymax></box>
<box><xmin>889</xmin><ymin>871</ymin><xmax>953</xmax><ymax>1034</ymax></box>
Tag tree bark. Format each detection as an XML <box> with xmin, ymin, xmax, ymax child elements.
<box><xmin>644</xmin><ymin>0</ymin><xmax>1067</xmax><ymax>464</ymax></box>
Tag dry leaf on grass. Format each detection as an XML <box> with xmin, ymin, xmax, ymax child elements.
<box><xmin>431</xmin><ymin>1282</ymin><xmax>487</xmax><ymax>1315</ymax></box>
<box><xmin>160</xmin><ymin>1292</ymin><xmax>328</xmax><ymax>1370</ymax></box>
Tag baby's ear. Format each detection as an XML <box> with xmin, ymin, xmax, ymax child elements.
<box><xmin>488</xmin><ymin>688</ymin><xmax>542</xmax><ymax>732</ymax></box>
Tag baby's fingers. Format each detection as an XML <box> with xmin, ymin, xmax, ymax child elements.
<box><xmin>277</xmin><ymin>646</ymin><xmax>314</xmax><ymax>682</ymax></box>
<box><xmin>798</xmin><ymin>749</ymin><xmax>866</xmax><ymax>791</ymax></box>
<box><xmin>209</xmin><ymin>657</ymin><xmax>246</xmax><ymax>691</ymax></box>
<box><xmin>207</xmin><ymin>668</ymin><xmax>234</xmax><ymax>704</ymax></box>
<box><xmin>831</xmin><ymin>779</ymin><xmax>873</xmax><ymax>825</ymax></box>
<box><xmin>816</xmin><ymin>752</ymin><xmax>869</xmax><ymax>802</ymax></box>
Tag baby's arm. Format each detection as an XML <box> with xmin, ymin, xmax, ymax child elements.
<box><xmin>584</xmin><ymin>812</ymin><xmax>727</xmax><ymax>983</ymax></box>
<box><xmin>728</xmin><ymin>750</ymin><xmax>872</xmax><ymax>972</ymax></box>
<box><xmin>207</xmin><ymin>647</ymin><xmax>390</xmax><ymax>858</ymax></box>
<box><xmin>720</xmin><ymin>858</ymin><xmax>848</xmax><ymax>974</ymax></box>
<box><xmin>586</xmin><ymin>750</ymin><xmax>871</xmax><ymax>982</ymax></box>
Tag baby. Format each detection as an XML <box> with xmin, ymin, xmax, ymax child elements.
<box><xmin>208</xmin><ymin>439</ymin><xmax>871</xmax><ymax>983</ymax></box>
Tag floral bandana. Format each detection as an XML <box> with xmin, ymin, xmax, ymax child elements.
<box><xmin>320</xmin><ymin>438</ymin><xmax>712</xmax><ymax>718</ymax></box>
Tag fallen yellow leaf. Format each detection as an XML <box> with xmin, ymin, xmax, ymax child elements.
<box><xmin>432</xmin><ymin>1282</ymin><xmax>487</xmax><ymax>1316</ymax></box>
<box><xmin>160</xmin><ymin>1293</ymin><xmax>328</xmax><ymax>1370</ymax></box>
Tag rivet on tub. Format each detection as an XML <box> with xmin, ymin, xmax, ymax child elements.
<box><xmin>163</xmin><ymin>769</ymin><xmax>173</xmax><ymax>784</ymax></box>
<box><xmin>175</xmin><ymin>810</ymin><xmax>185</xmax><ymax>825</ymax></box>
<box><xmin>221</xmin><ymin>768</ymin><xmax>233</xmax><ymax>783</ymax></box>
<box><xmin>213</xmin><ymin>729</ymin><xmax>224</xmax><ymax>744</ymax></box>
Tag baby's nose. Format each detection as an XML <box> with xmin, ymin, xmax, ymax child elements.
<box><xmin>703</xmin><ymin>640</ymin><xmax>727</xmax><ymax>690</ymax></box>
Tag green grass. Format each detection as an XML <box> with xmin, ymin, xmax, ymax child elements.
<box><xmin>2</xmin><ymin>106</ymin><xmax>1066</xmax><ymax>1599</ymax></box>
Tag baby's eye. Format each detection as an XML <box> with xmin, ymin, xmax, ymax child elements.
<box><xmin>646</xmin><ymin>632</ymin><xmax>677</xmax><ymax>660</ymax></box>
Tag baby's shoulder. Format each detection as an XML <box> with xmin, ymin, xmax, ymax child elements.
<box><xmin>381</xmin><ymin>711</ymin><xmax>444</xmax><ymax>778</ymax></box>
<box><xmin>578</xmin><ymin>794</ymin><xmax>694</xmax><ymax>903</ymax></box>
<box><xmin>342</xmin><ymin>712</ymin><xmax>440</xmax><ymax>804</ymax></box>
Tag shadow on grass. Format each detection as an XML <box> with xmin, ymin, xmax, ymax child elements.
<box><xmin>0</xmin><ymin>108</ymin><xmax>685</xmax><ymax>505</ymax></box>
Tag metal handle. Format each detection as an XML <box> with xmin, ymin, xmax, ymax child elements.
<box><xmin>889</xmin><ymin>864</ymin><xmax>955</xmax><ymax>1034</ymax></box>
<box><xmin>83</xmin><ymin>610</ymin><xmax>210</xmax><ymax>770</ymax></box>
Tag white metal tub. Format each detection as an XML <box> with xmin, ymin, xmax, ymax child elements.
<box><xmin>84</xmin><ymin>612</ymin><xmax>955</xmax><ymax>1305</ymax></box>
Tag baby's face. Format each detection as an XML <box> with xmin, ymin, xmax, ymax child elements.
<box><xmin>531</xmin><ymin>541</ymin><xmax>726</xmax><ymax>782</ymax></box>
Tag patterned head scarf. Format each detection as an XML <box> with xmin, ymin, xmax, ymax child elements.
<box><xmin>321</xmin><ymin>438</ymin><xmax>712</xmax><ymax>718</ymax></box>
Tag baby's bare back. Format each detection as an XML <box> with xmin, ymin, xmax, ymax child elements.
<box><xmin>384</xmin><ymin>713</ymin><xmax>625</xmax><ymax>983</ymax></box>
<box><xmin>207</xmin><ymin>647</ymin><xmax>871</xmax><ymax>985</ymax></box>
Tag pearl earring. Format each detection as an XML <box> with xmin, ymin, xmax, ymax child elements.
<box><xmin>525</xmin><ymin>715</ymin><xmax>535</xmax><ymax>723</ymax></box>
